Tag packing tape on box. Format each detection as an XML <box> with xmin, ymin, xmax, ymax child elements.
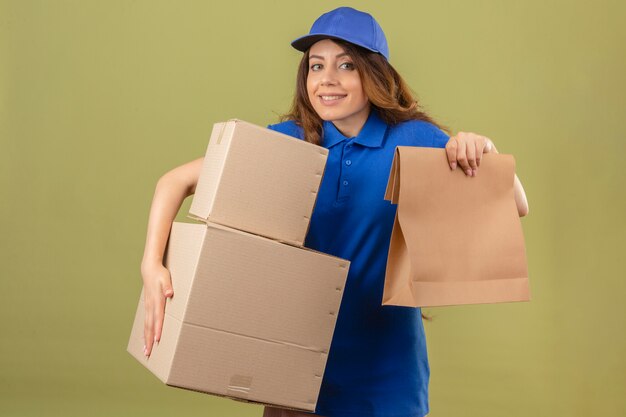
<box><xmin>227</xmin><ymin>374</ymin><xmax>252</xmax><ymax>397</ymax></box>
<box><xmin>216</xmin><ymin>122</ymin><xmax>227</xmax><ymax>145</ymax></box>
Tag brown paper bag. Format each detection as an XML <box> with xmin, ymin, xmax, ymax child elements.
<box><xmin>382</xmin><ymin>146</ymin><xmax>530</xmax><ymax>307</ymax></box>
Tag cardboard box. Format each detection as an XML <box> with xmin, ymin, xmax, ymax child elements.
<box><xmin>382</xmin><ymin>147</ymin><xmax>530</xmax><ymax>307</ymax></box>
<box><xmin>127</xmin><ymin>221</ymin><xmax>350</xmax><ymax>411</ymax></box>
<box><xmin>189</xmin><ymin>119</ymin><xmax>328</xmax><ymax>246</ymax></box>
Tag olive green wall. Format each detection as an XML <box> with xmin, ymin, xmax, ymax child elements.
<box><xmin>1</xmin><ymin>1</ymin><xmax>624</xmax><ymax>416</ymax></box>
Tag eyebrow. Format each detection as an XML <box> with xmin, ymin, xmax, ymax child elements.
<box><xmin>309</xmin><ymin>52</ymin><xmax>350</xmax><ymax>60</ymax></box>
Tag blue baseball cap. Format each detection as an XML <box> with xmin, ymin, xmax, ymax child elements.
<box><xmin>291</xmin><ymin>7</ymin><xmax>390</xmax><ymax>61</ymax></box>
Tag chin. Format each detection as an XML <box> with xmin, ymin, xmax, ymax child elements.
<box><xmin>315</xmin><ymin>110</ymin><xmax>345</xmax><ymax>122</ymax></box>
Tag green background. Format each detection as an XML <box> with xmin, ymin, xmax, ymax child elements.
<box><xmin>1</xmin><ymin>0</ymin><xmax>624</xmax><ymax>416</ymax></box>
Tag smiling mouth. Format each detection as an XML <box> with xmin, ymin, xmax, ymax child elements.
<box><xmin>319</xmin><ymin>95</ymin><xmax>347</xmax><ymax>102</ymax></box>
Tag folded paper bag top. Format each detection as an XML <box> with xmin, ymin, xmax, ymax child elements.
<box><xmin>383</xmin><ymin>146</ymin><xmax>530</xmax><ymax>307</ymax></box>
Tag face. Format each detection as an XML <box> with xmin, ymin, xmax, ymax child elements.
<box><xmin>307</xmin><ymin>39</ymin><xmax>370</xmax><ymax>137</ymax></box>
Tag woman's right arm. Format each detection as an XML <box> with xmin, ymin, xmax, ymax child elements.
<box><xmin>140</xmin><ymin>157</ymin><xmax>204</xmax><ymax>357</ymax></box>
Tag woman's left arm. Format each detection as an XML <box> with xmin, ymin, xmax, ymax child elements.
<box><xmin>444</xmin><ymin>132</ymin><xmax>529</xmax><ymax>217</ymax></box>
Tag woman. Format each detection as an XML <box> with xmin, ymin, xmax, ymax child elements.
<box><xmin>140</xmin><ymin>7</ymin><xmax>529</xmax><ymax>417</ymax></box>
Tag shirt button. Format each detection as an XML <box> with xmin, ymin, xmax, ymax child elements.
<box><xmin>345</xmin><ymin>160</ymin><xmax>352</xmax><ymax>166</ymax></box>
<box><xmin>343</xmin><ymin>180</ymin><xmax>349</xmax><ymax>186</ymax></box>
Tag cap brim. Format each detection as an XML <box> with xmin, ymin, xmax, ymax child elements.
<box><xmin>290</xmin><ymin>33</ymin><xmax>379</xmax><ymax>55</ymax></box>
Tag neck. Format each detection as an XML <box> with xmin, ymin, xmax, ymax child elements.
<box><xmin>332</xmin><ymin>106</ymin><xmax>371</xmax><ymax>138</ymax></box>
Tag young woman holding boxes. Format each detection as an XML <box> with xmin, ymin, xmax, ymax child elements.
<box><xmin>140</xmin><ymin>7</ymin><xmax>529</xmax><ymax>417</ymax></box>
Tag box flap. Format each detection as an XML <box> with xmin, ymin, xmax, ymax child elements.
<box><xmin>167</xmin><ymin>323</ymin><xmax>325</xmax><ymax>411</ymax></box>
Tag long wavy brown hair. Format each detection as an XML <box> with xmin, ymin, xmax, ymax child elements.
<box><xmin>280</xmin><ymin>38</ymin><xmax>449</xmax><ymax>146</ymax></box>
<box><xmin>282</xmin><ymin>39</ymin><xmax>444</xmax><ymax>321</ymax></box>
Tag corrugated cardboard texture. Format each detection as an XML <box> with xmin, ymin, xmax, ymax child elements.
<box><xmin>189</xmin><ymin>119</ymin><xmax>328</xmax><ymax>246</ymax></box>
<box><xmin>128</xmin><ymin>222</ymin><xmax>350</xmax><ymax>411</ymax></box>
<box><xmin>186</xmin><ymin>222</ymin><xmax>348</xmax><ymax>351</ymax></box>
<box><xmin>382</xmin><ymin>147</ymin><xmax>530</xmax><ymax>307</ymax></box>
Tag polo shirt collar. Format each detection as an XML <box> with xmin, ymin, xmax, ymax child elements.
<box><xmin>322</xmin><ymin>109</ymin><xmax>388</xmax><ymax>149</ymax></box>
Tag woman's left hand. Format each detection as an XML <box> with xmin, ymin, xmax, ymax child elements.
<box><xmin>445</xmin><ymin>132</ymin><xmax>498</xmax><ymax>176</ymax></box>
<box><xmin>445</xmin><ymin>131</ymin><xmax>530</xmax><ymax>216</ymax></box>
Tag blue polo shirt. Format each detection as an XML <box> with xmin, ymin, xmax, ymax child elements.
<box><xmin>268</xmin><ymin>109</ymin><xmax>449</xmax><ymax>417</ymax></box>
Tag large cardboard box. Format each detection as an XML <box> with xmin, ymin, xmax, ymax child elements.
<box><xmin>127</xmin><ymin>221</ymin><xmax>350</xmax><ymax>411</ymax></box>
<box><xmin>189</xmin><ymin>119</ymin><xmax>328</xmax><ymax>246</ymax></box>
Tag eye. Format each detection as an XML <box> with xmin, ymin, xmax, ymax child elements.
<box><xmin>339</xmin><ymin>62</ymin><xmax>355</xmax><ymax>70</ymax></box>
<box><xmin>310</xmin><ymin>63</ymin><xmax>322</xmax><ymax>71</ymax></box>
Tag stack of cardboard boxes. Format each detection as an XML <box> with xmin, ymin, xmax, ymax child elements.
<box><xmin>127</xmin><ymin>120</ymin><xmax>351</xmax><ymax>412</ymax></box>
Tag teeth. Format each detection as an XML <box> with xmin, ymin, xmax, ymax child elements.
<box><xmin>321</xmin><ymin>95</ymin><xmax>344</xmax><ymax>100</ymax></box>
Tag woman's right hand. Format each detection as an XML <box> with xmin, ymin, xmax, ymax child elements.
<box><xmin>141</xmin><ymin>262</ymin><xmax>174</xmax><ymax>357</ymax></box>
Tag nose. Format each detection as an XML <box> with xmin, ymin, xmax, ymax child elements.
<box><xmin>320</xmin><ymin>66</ymin><xmax>338</xmax><ymax>86</ymax></box>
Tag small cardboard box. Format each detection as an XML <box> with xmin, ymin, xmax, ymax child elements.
<box><xmin>127</xmin><ymin>222</ymin><xmax>350</xmax><ymax>411</ymax></box>
<box><xmin>189</xmin><ymin>119</ymin><xmax>328</xmax><ymax>246</ymax></box>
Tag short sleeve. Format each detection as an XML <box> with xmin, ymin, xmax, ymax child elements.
<box><xmin>431</xmin><ymin>127</ymin><xmax>450</xmax><ymax>149</ymax></box>
<box><xmin>266</xmin><ymin>120</ymin><xmax>304</xmax><ymax>140</ymax></box>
